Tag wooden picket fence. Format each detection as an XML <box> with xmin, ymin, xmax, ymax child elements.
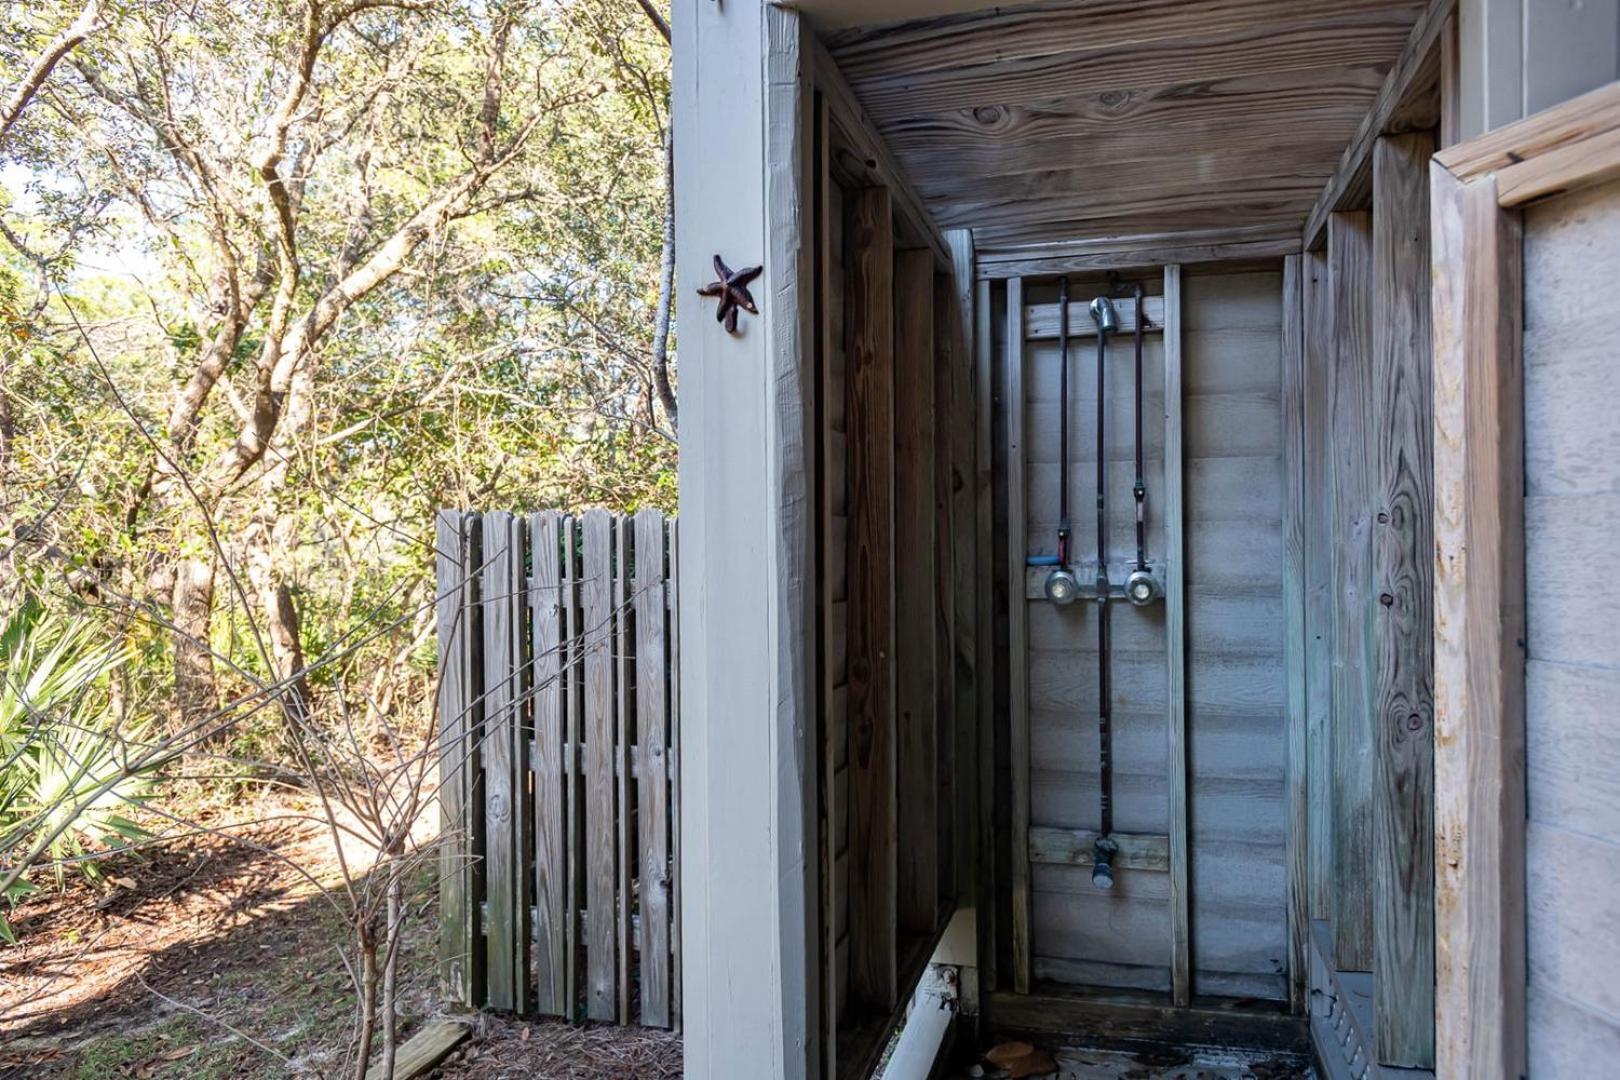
<box><xmin>433</xmin><ymin>508</ymin><xmax>680</xmax><ymax>1029</ymax></box>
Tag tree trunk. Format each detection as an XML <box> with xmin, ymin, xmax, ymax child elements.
<box><xmin>172</xmin><ymin>556</ymin><xmax>219</xmax><ymax>729</ymax></box>
<box><xmin>352</xmin><ymin>923</ymin><xmax>379</xmax><ymax>1080</ymax></box>
<box><xmin>380</xmin><ymin>871</ymin><xmax>402</xmax><ymax>1080</ymax></box>
<box><xmin>245</xmin><ymin>509</ymin><xmax>310</xmax><ymax>726</ymax></box>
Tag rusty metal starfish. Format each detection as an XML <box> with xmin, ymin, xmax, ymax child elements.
<box><xmin>695</xmin><ymin>254</ymin><xmax>762</xmax><ymax>334</ymax></box>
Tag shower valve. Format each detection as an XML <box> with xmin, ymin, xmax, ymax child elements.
<box><xmin>1125</xmin><ymin>566</ymin><xmax>1161</xmax><ymax>606</ymax></box>
<box><xmin>1044</xmin><ymin>567</ymin><xmax>1081</xmax><ymax>606</ymax></box>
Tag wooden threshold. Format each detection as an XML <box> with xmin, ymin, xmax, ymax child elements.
<box><xmin>985</xmin><ymin>985</ymin><xmax>1308</xmax><ymax>1055</ymax></box>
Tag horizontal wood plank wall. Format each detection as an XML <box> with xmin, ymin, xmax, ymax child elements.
<box><xmin>1521</xmin><ymin>175</ymin><xmax>1620</xmax><ymax>1074</ymax></box>
<box><xmin>1020</xmin><ymin>275</ymin><xmax>1173</xmax><ymax>995</ymax></box>
<box><xmin>1370</xmin><ymin>131</ymin><xmax>1436</xmax><ymax>1069</ymax></box>
<box><xmin>1182</xmin><ymin>270</ymin><xmax>1290</xmax><ymax>1003</ymax></box>
<box><xmin>1327</xmin><ymin>211</ymin><xmax>1376</xmax><ymax>973</ymax></box>
<box><xmin>845</xmin><ymin>184</ymin><xmax>898</xmax><ymax>1013</ymax></box>
<box><xmin>434</xmin><ymin>510</ymin><xmax>680</xmax><ymax>1028</ymax></box>
<box><xmin>894</xmin><ymin>247</ymin><xmax>939</xmax><ymax>937</ymax></box>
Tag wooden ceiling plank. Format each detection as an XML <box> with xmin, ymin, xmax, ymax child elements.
<box><xmin>1301</xmin><ymin>0</ymin><xmax>1455</xmax><ymax>251</ymax></box>
<box><xmin>882</xmin><ymin>64</ymin><xmax>1387</xmax><ymax>163</ymax></box>
<box><xmin>841</xmin><ymin>8</ymin><xmax>1418</xmax><ymax>122</ymax></box>
<box><xmin>908</xmin><ymin>133</ymin><xmax>1353</xmax><ymax>205</ymax></box>
<box><xmin>827</xmin><ymin>0</ymin><xmax>1422</xmax><ymax>84</ymax></box>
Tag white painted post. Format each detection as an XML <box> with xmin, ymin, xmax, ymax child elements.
<box><xmin>673</xmin><ymin>0</ymin><xmax>817</xmax><ymax>1076</ymax></box>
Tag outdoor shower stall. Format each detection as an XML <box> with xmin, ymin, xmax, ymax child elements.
<box><xmin>671</xmin><ymin>0</ymin><xmax>1620</xmax><ymax>1077</ymax></box>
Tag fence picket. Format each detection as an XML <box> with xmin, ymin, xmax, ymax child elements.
<box><xmin>480</xmin><ymin>512</ymin><xmax>529</xmax><ymax>1011</ymax></box>
<box><xmin>582</xmin><ymin>509</ymin><xmax>617</xmax><ymax>1021</ymax></box>
<box><xmin>435</xmin><ymin>512</ymin><xmax>473</xmax><ymax>1004</ymax></box>
<box><xmin>530</xmin><ymin>512</ymin><xmax>567</xmax><ymax>1014</ymax></box>
<box><xmin>563</xmin><ymin>515</ymin><xmax>583</xmax><ymax>1019</ymax></box>
<box><xmin>615</xmin><ymin>516</ymin><xmax>633</xmax><ymax>1024</ymax></box>
<box><xmin>635</xmin><ymin>508</ymin><xmax>672</xmax><ymax>1026</ymax></box>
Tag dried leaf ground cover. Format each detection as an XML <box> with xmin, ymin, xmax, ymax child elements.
<box><xmin>0</xmin><ymin>793</ymin><xmax>681</xmax><ymax>1079</ymax></box>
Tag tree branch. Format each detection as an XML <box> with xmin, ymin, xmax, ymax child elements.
<box><xmin>0</xmin><ymin>0</ymin><xmax>102</xmax><ymax>146</ymax></box>
<box><xmin>634</xmin><ymin>0</ymin><xmax>670</xmax><ymax>44</ymax></box>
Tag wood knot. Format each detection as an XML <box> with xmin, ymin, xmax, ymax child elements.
<box><xmin>1096</xmin><ymin>89</ymin><xmax>1133</xmax><ymax>112</ymax></box>
<box><xmin>1379</xmin><ymin>593</ymin><xmax>1394</xmax><ymax>606</ymax></box>
<box><xmin>972</xmin><ymin>105</ymin><xmax>1006</xmax><ymax>127</ymax></box>
<box><xmin>1377</xmin><ymin>511</ymin><xmax>1390</xmax><ymax>525</ymax></box>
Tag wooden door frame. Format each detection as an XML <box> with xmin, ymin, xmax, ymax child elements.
<box><xmin>1429</xmin><ymin>78</ymin><xmax>1620</xmax><ymax>1079</ymax></box>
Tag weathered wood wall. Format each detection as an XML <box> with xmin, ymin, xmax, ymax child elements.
<box><xmin>1182</xmin><ymin>270</ymin><xmax>1290</xmax><ymax>1003</ymax></box>
<box><xmin>994</xmin><ymin>267</ymin><xmax>1290</xmax><ymax>1004</ymax></box>
<box><xmin>1021</xmin><ymin>276</ymin><xmax>1172</xmax><ymax>995</ymax></box>
<box><xmin>1521</xmin><ymin>175</ymin><xmax>1620</xmax><ymax>1073</ymax></box>
<box><xmin>813</xmin><ymin>105</ymin><xmax>972</xmax><ymax>1077</ymax></box>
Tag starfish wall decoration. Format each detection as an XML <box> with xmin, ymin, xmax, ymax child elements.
<box><xmin>696</xmin><ymin>254</ymin><xmax>762</xmax><ymax>334</ymax></box>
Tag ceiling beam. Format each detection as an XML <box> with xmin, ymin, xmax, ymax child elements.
<box><xmin>974</xmin><ymin>224</ymin><xmax>1303</xmax><ymax>279</ymax></box>
<box><xmin>1301</xmin><ymin>0</ymin><xmax>1455</xmax><ymax>251</ymax></box>
<box><xmin>808</xmin><ymin>35</ymin><xmax>950</xmax><ymax>267</ymax></box>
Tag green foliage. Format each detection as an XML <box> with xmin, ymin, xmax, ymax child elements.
<box><xmin>1</xmin><ymin>0</ymin><xmax>675</xmax><ymax>749</ymax></box>
<box><xmin>0</xmin><ymin>599</ymin><xmax>155</xmax><ymax>908</ymax></box>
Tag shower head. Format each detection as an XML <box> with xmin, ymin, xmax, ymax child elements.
<box><xmin>1089</xmin><ymin>296</ymin><xmax>1119</xmax><ymax>335</ymax></box>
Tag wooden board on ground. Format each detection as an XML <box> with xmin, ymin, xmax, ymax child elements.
<box><xmin>365</xmin><ymin>1019</ymin><xmax>472</xmax><ymax>1080</ymax></box>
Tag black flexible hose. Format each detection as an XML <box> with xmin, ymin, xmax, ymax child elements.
<box><xmin>1095</xmin><ymin>315</ymin><xmax>1114</xmax><ymax>856</ymax></box>
<box><xmin>1132</xmin><ymin>281</ymin><xmax>1147</xmax><ymax>572</ymax></box>
<box><xmin>1058</xmin><ymin>277</ymin><xmax>1070</xmax><ymax>567</ymax></box>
